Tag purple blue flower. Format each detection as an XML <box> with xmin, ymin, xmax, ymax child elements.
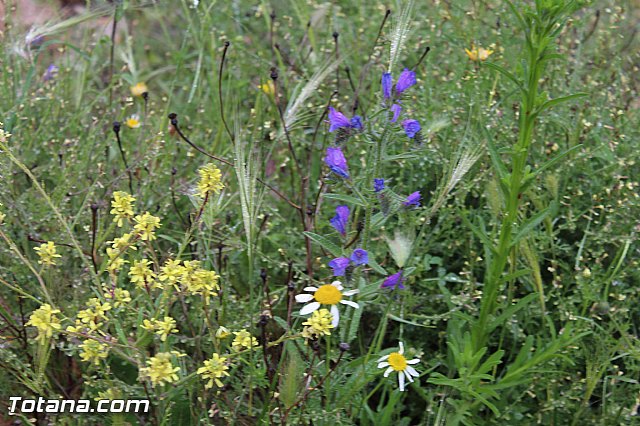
<box><xmin>404</xmin><ymin>191</ymin><xmax>421</xmax><ymax>207</ymax></box>
<box><xmin>43</xmin><ymin>64</ymin><xmax>59</xmax><ymax>82</ymax></box>
<box><xmin>328</xmin><ymin>106</ymin><xmax>363</xmax><ymax>133</ymax></box>
<box><xmin>402</xmin><ymin>119</ymin><xmax>421</xmax><ymax>139</ymax></box>
<box><xmin>395</xmin><ymin>68</ymin><xmax>416</xmax><ymax>94</ymax></box>
<box><xmin>381</xmin><ymin>270</ymin><xmax>405</xmax><ymax>290</ymax></box>
<box><xmin>330</xmin><ymin>205</ymin><xmax>350</xmax><ymax>236</ymax></box>
<box><xmin>328</xmin><ymin>257</ymin><xmax>350</xmax><ymax>276</ymax></box>
<box><xmin>350</xmin><ymin>248</ymin><xmax>368</xmax><ymax>266</ymax></box>
<box><xmin>350</xmin><ymin>115</ymin><xmax>363</xmax><ymax>130</ymax></box>
<box><xmin>324</xmin><ymin>147</ymin><xmax>350</xmax><ymax>178</ymax></box>
<box><xmin>374</xmin><ymin>178</ymin><xmax>385</xmax><ymax>193</ymax></box>
<box><xmin>382</xmin><ymin>72</ymin><xmax>392</xmax><ymax>100</ymax></box>
<box><xmin>390</xmin><ymin>104</ymin><xmax>402</xmax><ymax>123</ymax></box>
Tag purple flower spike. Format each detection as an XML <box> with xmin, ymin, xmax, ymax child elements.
<box><xmin>390</xmin><ymin>103</ymin><xmax>402</xmax><ymax>123</ymax></box>
<box><xmin>350</xmin><ymin>248</ymin><xmax>368</xmax><ymax>266</ymax></box>
<box><xmin>350</xmin><ymin>115</ymin><xmax>363</xmax><ymax>130</ymax></box>
<box><xmin>381</xmin><ymin>270</ymin><xmax>405</xmax><ymax>290</ymax></box>
<box><xmin>330</xmin><ymin>205</ymin><xmax>350</xmax><ymax>236</ymax></box>
<box><xmin>324</xmin><ymin>147</ymin><xmax>350</xmax><ymax>178</ymax></box>
<box><xmin>374</xmin><ymin>178</ymin><xmax>385</xmax><ymax>193</ymax></box>
<box><xmin>328</xmin><ymin>257</ymin><xmax>351</xmax><ymax>276</ymax></box>
<box><xmin>402</xmin><ymin>119</ymin><xmax>421</xmax><ymax>139</ymax></box>
<box><xmin>328</xmin><ymin>107</ymin><xmax>351</xmax><ymax>132</ymax></box>
<box><xmin>404</xmin><ymin>191</ymin><xmax>421</xmax><ymax>207</ymax></box>
<box><xmin>395</xmin><ymin>68</ymin><xmax>416</xmax><ymax>94</ymax></box>
<box><xmin>43</xmin><ymin>64</ymin><xmax>59</xmax><ymax>82</ymax></box>
<box><xmin>382</xmin><ymin>72</ymin><xmax>392</xmax><ymax>100</ymax></box>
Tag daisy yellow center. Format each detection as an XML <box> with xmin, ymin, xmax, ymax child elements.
<box><xmin>314</xmin><ymin>284</ymin><xmax>342</xmax><ymax>305</ymax></box>
<box><xmin>388</xmin><ymin>352</ymin><xmax>407</xmax><ymax>372</ymax></box>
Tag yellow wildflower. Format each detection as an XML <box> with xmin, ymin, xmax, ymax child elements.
<box><xmin>197</xmin><ymin>163</ymin><xmax>224</xmax><ymax>198</ymax></box>
<box><xmin>465</xmin><ymin>44</ymin><xmax>494</xmax><ymax>61</ymax></box>
<box><xmin>133</xmin><ymin>212</ymin><xmax>161</xmax><ymax>241</ymax></box>
<box><xmin>76</xmin><ymin>298</ymin><xmax>112</xmax><ymax>332</ymax></box>
<box><xmin>79</xmin><ymin>339</ymin><xmax>109</xmax><ymax>365</ymax></box>
<box><xmin>158</xmin><ymin>259</ymin><xmax>183</xmax><ymax>287</ymax></box>
<box><xmin>110</xmin><ymin>192</ymin><xmax>136</xmax><ymax>227</ymax></box>
<box><xmin>302</xmin><ymin>308</ymin><xmax>334</xmax><ymax>339</ymax></box>
<box><xmin>141</xmin><ymin>316</ymin><xmax>178</xmax><ymax>342</ymax></box>
<box><xmin>197</xmin><ymin>353</ymin><xmax>230</xmax><ymax>389</ymax></box>
<box><xmin>215</xmin><ymin>326</ymin><xmax>230</xmax><ymax>339</ymax></box>
<box><xmin>130</xmin><ymin>82</ymin><xmax>148</xmax><ymax>97</ymax></box>
<box><xmin>140</xmin><ymin>352</ymin><xmax>181</xmax><ymax>387</ymax></box>
<box><xmin>103</xmin><ymin>287</ymin><xmax>132</xmax><ymax>308</ymax></box>
<box><xmin>129</xmin><ymin>259</ymin><xmax>157</xmax><ymax>289</ymax></box>
<box><xmin>259</xmin><ymin>80</ymin><xmax>275</xmax><ymax>96</ymax></box>
<box><xmin>232</xmin><ymin>329</ymin><xmax>258</xmax><ymax>351</ymax></box>
<box><xmin>34</xmin><ymin>241</ymin><xmax>62</xmax><ymax>266</ymax></box>
<box><xmin>26</xmin><ymin>304</ymin><xmax>61</xmax><ymax>343</ymax></box>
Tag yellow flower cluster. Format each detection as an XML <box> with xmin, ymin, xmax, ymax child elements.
<box><xmin>106</xmin><ymin>233</ymin><xmax>137</xmax><ymax>274</ymax></box>
<box><xmin>79</xmin><ymin>339</ymin><xmax>109</xmax><ymax>365</ymax></box>
<box><xmin>140</xmin><ymin>352</ymin><xmax>182</xmax><ymax>387</ymax></box>
<box><xmin>103</xmin><ymin>287</ymin><xmax>132</xmax><ymax>308</ymax></box>
<box><xmin>142</xmin><ymin>316</ymin><xmax>179</xmax><ymax>342</ymax></box>
<box><xmin>231</xmin><ymin>329</ymin><xmax>258</xmax><ymax>351</ymax></box>
<box><xmin>159</xmin><ymin>259</ymin><xmax>220</xmax><ymax>303</ymax></box>
<box><xmin>110</xmin><ymin>192</ymin><xmax>136</xmax><ymax>227</ymax></box>
<box><xmin>26</xmin><ymin>304</ymin><xmax>61</xmax><ymax>343</ymax></box>
<box><xmin>302</xmin><ymin>309</ymin><xmax>334</xmax><ymax>340</ymax></box>
<box><xmin>129</xmin><ymin>259</ymin><xmax>157</xmax><ymax>290</ymax></box>
<box><xmin>34</xmin><ymin>241</ymin><xmax>62</xmax><ymax>266</ymax></box>
<box><xmin>197</xmin><ymin>353</ymin><xmax>230</xmax><ymax>389</ymax></box>
<box><xmin>68</xmin><ymin>298</ymin><xmax>112</xmax><ymax>334</ymax></box>
<box><xmin>133</xmin><ymin>212</ymin><xmax>162</xmax><ymax>241</ymax></box>
<box><xmin>125</xmin><ymin>114</ymin><xmax>141</xmax><ymax>129</ymax></box>
<box><xmin>197</xmin><ymin>163</ymin><xmax>225</xmax><ymax>198</ymax></box>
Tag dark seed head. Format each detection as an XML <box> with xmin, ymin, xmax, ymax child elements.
<box><xmin>112</xmin><ymin>121</ymin><xmax>121</xmax><ymax>133</ymax></box>
<box><xmin>339</xmin><ymin>342</ymin><xmax>350</xmax><ymax>352</ymax></box>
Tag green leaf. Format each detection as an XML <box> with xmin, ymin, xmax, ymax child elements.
<box><xmin>367</xmin><ymin>254</ymin><xmax>387</xmax><ymax>275</ymax></box>
<box><xmin>483</xmin><ymin>62</ymin><xmax>526</xmax><ymax>94</ymax></box>
<box><xmin>323</xmin><ymin>193</ymin><xmax>368</xmax><ymax>207</ymax></box>
<box><xmin>487</xmin><ymin>293</ymin><xmax>538</xmax><ymax>334</ymax></box>
<box><xmin>536</xmin><ymin>92</ymin><xmax>588</xmax><ymax>114</ymax></box>
<box><xmin>510</xmin><ymin>202</ymin><xmax>557</xmax><ymax>247</ymax></box>
<box><xmin>460</xmin><ymin>213</ymin><xmax>496</xmax><ymax>256</ymax></box>
<box><xmin>521</xmin><ymin>144</ymin><xmax>583</xmax><ymax>191</ymax></box>
<box><xmin>302</xmin><ymin>232</ymin><xmax>342</xmax><ymax>257</ymax></box>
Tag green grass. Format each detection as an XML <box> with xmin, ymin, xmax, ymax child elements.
<box><xmin>0</xmin><ymin>0</ymin><xmax>639</xmax><ymax>424</ymax></box>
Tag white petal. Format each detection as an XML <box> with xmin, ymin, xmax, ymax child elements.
<box><xmin>398</xmin><ymin>371</ymin><xmax>405</xmax><ymax>391</ymax></box>
<box><xmin>295</xmin><ymin>294</ymin><xmax>314</xmax><ymax>303</ymax></box>
<box><xmin>407</xmin><ymin>358</ymin><xmax>420</xmax><ymax>365</ymax></box>
<box><xmin>303</xmin><ymin>286</ymin><xmax>318</xmax><ymax>292</ymax></box>
<box><xmin>404</xmin><ymin>370</ymin><xmax>414</xmax><ymax>383</ymax></box>
<box><xmin>340</xmin><ymin>300</ymin><xmax>359</xmax><ymax>309</ymax></box>
<box><xmin>377</xmin><ymin>362</ymin><xmax>390</xmax><ymax>369</ymax></box>
<box><xmin>406</xmin><ymin>366</ymin><xmax>420</xmax><ymax>377</ymax></box>
<box><xmin>299</xmin><ymin>302</ymin><xmax>320</xmax><ymax>315</ymax></box>
<box><xmin>398</xmin><ymin>342</ymin><xmax>404</xmax><ymax>354</ymax></box>
<box><xmin>342</xmin><ymin>289</ymin><xmax>359</xmax><ymax>296</ymax></box>
<box><xmin>330</xmin><ymin>305</ymin><xmax>340</xmax><ymax>327</ymax></box>
<box><xmin>377</xmin><ymin>355</ymin><xmax>390</xmax><ymax>362</ymax></box>
<box><xmin>384</xmin><ymin>367</ymin><xmax>393</xmax><ymax>377</ymax></box>
<box><xmin>331</xmin><ymin>280</ymin><xmax>344</xmax><ymax>290</ymax></box>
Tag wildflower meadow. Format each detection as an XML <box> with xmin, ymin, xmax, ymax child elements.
<box><xmin>0</xmin><ymin>0</ymin><xmax>639</xmax><ymax>424</ymax></box>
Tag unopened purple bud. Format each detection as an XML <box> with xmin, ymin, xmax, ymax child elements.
<box><xmin>404</xmin><ymin>191</ymin><xmax>421</xmax><ymax>207</ymax></box>
<box><xmin>381</xmin><ymin>72</ymin><xmax>392</xmax><ymax>100</ymax></box>
<box><xmin>395</xmin><ymin>68</ymin><xmax>416</xmax><ymax>94</ymax></box>
<box><xmin>390</xmin><ymin>104</ymin><xmax>402</xmax><ymax>123</ymax></box>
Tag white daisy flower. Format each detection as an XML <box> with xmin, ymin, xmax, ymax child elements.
<box><xmin>295</xmin><ymin>280</ymin><xmax>359</xmax><ymax>327</ymax></box>
<box><xmin>377</xmin><ymin>342</ymin><xmax>420</xmax><ymax>391</ymax></box>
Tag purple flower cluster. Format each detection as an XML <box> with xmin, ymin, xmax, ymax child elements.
<box><xmin>328</xmin><ymin>248</ymin><xmax>369</xmax><ymax>276</ymax></box>
<box><xmin>328</xmin><ymin>107</ymin><xmax>363</xmax><ymax>132</ymax></box>
<box><xmin>381</xmin><ymin>69</ymin><xmax>417</xmax><ymax>100</ymax></box>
